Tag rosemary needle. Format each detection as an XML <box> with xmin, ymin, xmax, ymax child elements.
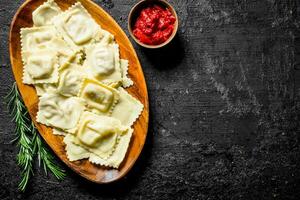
<box><xmin>31</xmin><ymin>122</ymin><xmax>66</xmax><ymax>180</ymax></box>
<box><xmin>5</xmin><ymin>82</ymin><xmax>66</xmax><ymax>191</ymax></box>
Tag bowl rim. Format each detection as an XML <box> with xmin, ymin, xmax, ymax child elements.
<box><xmin>127</xmin><ymin>0</ymin><xmax>179</xmax><ymax>49</ymax></box>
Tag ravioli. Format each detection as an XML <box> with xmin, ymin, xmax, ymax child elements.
<box><xmin>57</xmin><ymin>63</ymin><xmax>85</xmax><ymax>97</ymax></box>
<box><xmin>89</xmin><ymin>128</ymin><xmax>133</xmax><ymax>168</ymax></box>
<box><xmin>53</xmin><ymin>128</ymin><xmax>67</xmax><ymax>136</ymax></box>
<box><xmin>22</xmin><ymin>50</ymin><xmax>59</xmax><ymax>84</ymax></box>
<box><xmin>79</xmin><ymin>79</ymin><xmax>119</xmax><ymax>115</ymax></box>
<box><xmin>32</xmin><ymin>0</ymin><xmax>62</xmax><ymax>26</ymax></box>
<box><xmin>120</xmin><ymin>59</ymin><xmax>133</xmax><ymax>88</ymax></box>
<box><xmin>22</xmin><ymin>1</ymin><xmax>145</xmax><ymax>169</ymax></box>
<box><xmin>45</xmin><ymin>37</ymin><xmax>75</xmax><ymax>66</ymax></box>
<box><xmin>20</xmin><ymin>26</ymin><xmax>57</xmax><ymax>53</ymax></box>
<box><xmin>64</xmin><ymin>126</ymin><xmax>132</xmax><ymax>168</ymax></box>
<box><xmin>111</xmin><ymin>88</ymin><xmax>144</xmax><ymax>127</ymax></box>
<box><xmin>35</xmin><ymin>83</ymin><xmax>57</xmax><ymax>96</ymax></box>
<box><xmin>64</xmin><ymin>134</ymin><xmax>90</xmax><ymax>161</ymax></box>
<box><xmin>64</xmin><ymin>127</ymin><xmax>132</xmax><ymax>168</ymax></box>
<box><xmin>52</xmin><ymin>2</ymin><xmax>102</xmax><ymax>49</ymax></box>
<box><xmin>36</xmin><ymin>93</ymin><xmax>85</xmax><ymax>133</ymax></box>
<box><xmin>34</xmin><ymin>57</ymin><xmax>84</xmax><ymax>96</ymax></box>
<box><xmin>98</xmin><ymin>29</ymin><xmax>114</xmax><ymax>45</ymax></box>
<box><xmin>83</xmin><ymin>43</ymin><xmax>122</xmax><ymax>83</ymax></box>
<box><xmin>72</xmin><ymin>112</ymin><xmax>128</xmax><ymax>159</ymax></box>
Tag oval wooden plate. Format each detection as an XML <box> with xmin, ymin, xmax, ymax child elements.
<box><xmin>9</xmin><ymin>0</ymin><xmax>149</xmax><ymax>183</ymax></box>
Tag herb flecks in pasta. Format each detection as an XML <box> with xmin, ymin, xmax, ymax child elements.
<box><xmin>45</xmin><ymin>37</ymin><xmax>75</xmax><ymax>66</ymax></box>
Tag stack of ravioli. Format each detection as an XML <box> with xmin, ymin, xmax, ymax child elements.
<box><xmin>20</xmin><ymin>0</ymin><xmax>144</xmax><ymax>168</ymax></box>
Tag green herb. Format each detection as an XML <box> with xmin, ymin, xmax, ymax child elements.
<box><xmin>31</xmin><ymin>122</ymin><xmax>66</xmax><ymax>180</ymax></box>
<box><xmin>5</xmin><ymin>82</ymin><xmax>65</xmax><ymax>191</ymax></box>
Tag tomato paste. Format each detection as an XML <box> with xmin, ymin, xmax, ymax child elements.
<box><xmin>133</xmin><ymin>4</ymin><xmax>176</xmax><ymax>45</ymax></box>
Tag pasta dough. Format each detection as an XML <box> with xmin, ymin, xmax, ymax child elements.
<box><xmin>57</xmin><ymin>63</ymin><xmax>85</xmax><ymax>97</ymax></box>
<box><xmin>45</xmin><ymin>37</ymin><xmax>75</xmax><ymax>66</ymax></box>
<box><xmin>35</xmin><ymin>83</ymin><xmax>57</xmax><ymax>96</ymax></box>
<box><xmin>21</xmin><ymin>26</ymin><xmax>57</xmax><ymax>53</ymax></box>
<box><xmin>89</xmin><ymin>128</ymin><xmax>133</xmax><ymax>168</ymax></box>
<box><xmin>37</xmin><ymin>93</ymin><xmax>85</xmax><ymax>132</ymax></box>
<box><xmin>22</xmin><ymin>50</ymin><xmax>59</xmax><ymax>84</ymax></box>
<box><xmin>111</xmin><ymin>88</ymin><xmax>144</xmax><ymax>127</ymax></box>
<box><xmin>83</xmin><ymin>43</ymin><xmax>122</xmax><ymax>83</ymax></box>
<box><xmin>98</xmin><ymin>29</ymin><xmax>114</xmax><ymax>45</ymax></box>
<box><xmin>64</xmin><ymin>134</ymin><xmax>90</xmax><ymax>161</ymax></box>
<box><xmin>34</xmin><ymin>59</ymin><xmax>84</xmax><ymax>96</ymax></box>
<box><xmin>53</xmin><ymin>128</ymin><xmax>67</xmax><ymax>136</ymax></box>
<box><xmin>79</xmin><ymin>79</ymin><xmax>119</xmax><ymax>115</ymax></box>
<box><xmin>64</xmin><ymin>126</ymin><xmax>133</xmax><ymax>168</ymax></box>
<box><xmin>21</xmin><ymin>26</ymin><xmax>74</xmax><ymax>67</ymax></box>
<box><xmin>72</xmin><ymin>112</ymin><xmax>128</xmax><ymax>159</ymax></box>
<box><xmin>32</xmin><ymin>0</ymin><xmax>62</xmax><ymax>26</ymax></box>
<box><xmin>120</xmin><ymin>59</ymin><xmax>133</xmax><ymax>88</ymax></box>
<box><xmin>21</xmin><ymin>1</ymin><xmax>145</xmax><ymax>169</ymax></box>
<box><xmin>52</xmin><ymin>2</ymin><xmax>102</xmax><ymax>49</ymax></box>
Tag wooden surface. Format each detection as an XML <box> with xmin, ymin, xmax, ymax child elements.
<box><xmin>9</xmin><ymin>0</ymin><xmax>149</xmax><ymax>184</ymax></box>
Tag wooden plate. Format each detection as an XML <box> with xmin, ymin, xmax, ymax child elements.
<box><xmin>9</xmin><ymin>0</ymin><xmax>149</xmax><ymax>183</ymax></box>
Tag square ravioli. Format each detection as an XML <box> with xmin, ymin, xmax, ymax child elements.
<box><xmin>32</xmin><ymin>0</ymin><xmax>62</xmax><ymax>26</ymax></box>
<box><xmin>64</xmin><ymin>127</ymin><xmax>133</xmax><ymax>168</ymax></box>
<box><xmin>89</xmin><ymin>127</ymin><xmax>133</xmax><ymax>168</ymax></box>
<box><xmin>79</xmin><ymin>78</ymin><xmax>119</xmax><ymax>115</ymax></box>
<box><xmin>83</xmin><ymin>43</ymin><xmax>122</xmax><ymax>83</ymax></box>
<box><xmin>57</xmin><ymin>63</ymin><xmax>85</xmax><ymax>97</ymax></box>
<box><xmin>22</xmin><ymin>50</ymin><xmax>59</xmax><ymax>84</ymax></box>
<box><xmin>36</xmin><ymin>93</ymin><xmax>85</xmax><ymax>133</ymax></box>
<box><xmin>22</xmin><ymin>26</ymin><xmax>74</xmax><ymax>67</ymax></box>
<box><xmin>71</xmin><ymin>112</ymin><xmax>128</xmax><ymax>159</ymax></box>
<box><xmin>51</xmin><ymin>2</ymin><xmax>102</xmax><ymax>49</ymax></box>
<box><xmin>20</xmin><ymin>26</ymin><xmax>57</xmax><ymax>53</ymax></box>
<box><xmin>111</xmin><ymin>88</ymin><xmax>144</xmax><ymax>127</ymax></box>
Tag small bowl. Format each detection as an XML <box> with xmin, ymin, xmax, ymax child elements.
<box><xmin>128</xmin><ymin>0</ymin><xmax>178</xmax><ymax>49</ymax></box>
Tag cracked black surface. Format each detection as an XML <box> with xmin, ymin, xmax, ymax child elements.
<box><xmin>1</xmin><ymin>0</ymin><xmax>300</xmax><ymax>199</ymax></box>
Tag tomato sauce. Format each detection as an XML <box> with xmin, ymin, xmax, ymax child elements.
<box><xmin>132</xmin><ymin>4</ymin><xmax>176</xmax><ymax>45</ymax></box>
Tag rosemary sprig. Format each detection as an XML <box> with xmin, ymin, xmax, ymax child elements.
<box><xmin>5</xmin><ymin>82</ymin><xmax>33</xmax><ymax>191</ymax></box>
<box><xmin>31</xmin><ymin>123</ymin><xmax>66</xmax><ymax>180</ymax></box>
<box><xmin>5</xmin><ymin>82</ymin><xmax>66</xmax><ymax>191</ymax></box>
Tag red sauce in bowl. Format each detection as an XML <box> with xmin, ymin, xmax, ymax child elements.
<box><xmin>132</xmin><ymin>4</ymin><xmax>176</xmax><ymax>45</ymax></box>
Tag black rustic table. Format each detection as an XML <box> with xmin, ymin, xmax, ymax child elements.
<box><xmin>1</xmin><ymin>0</ymin><xmax>300</xmax><ymax>199</ymax></box>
